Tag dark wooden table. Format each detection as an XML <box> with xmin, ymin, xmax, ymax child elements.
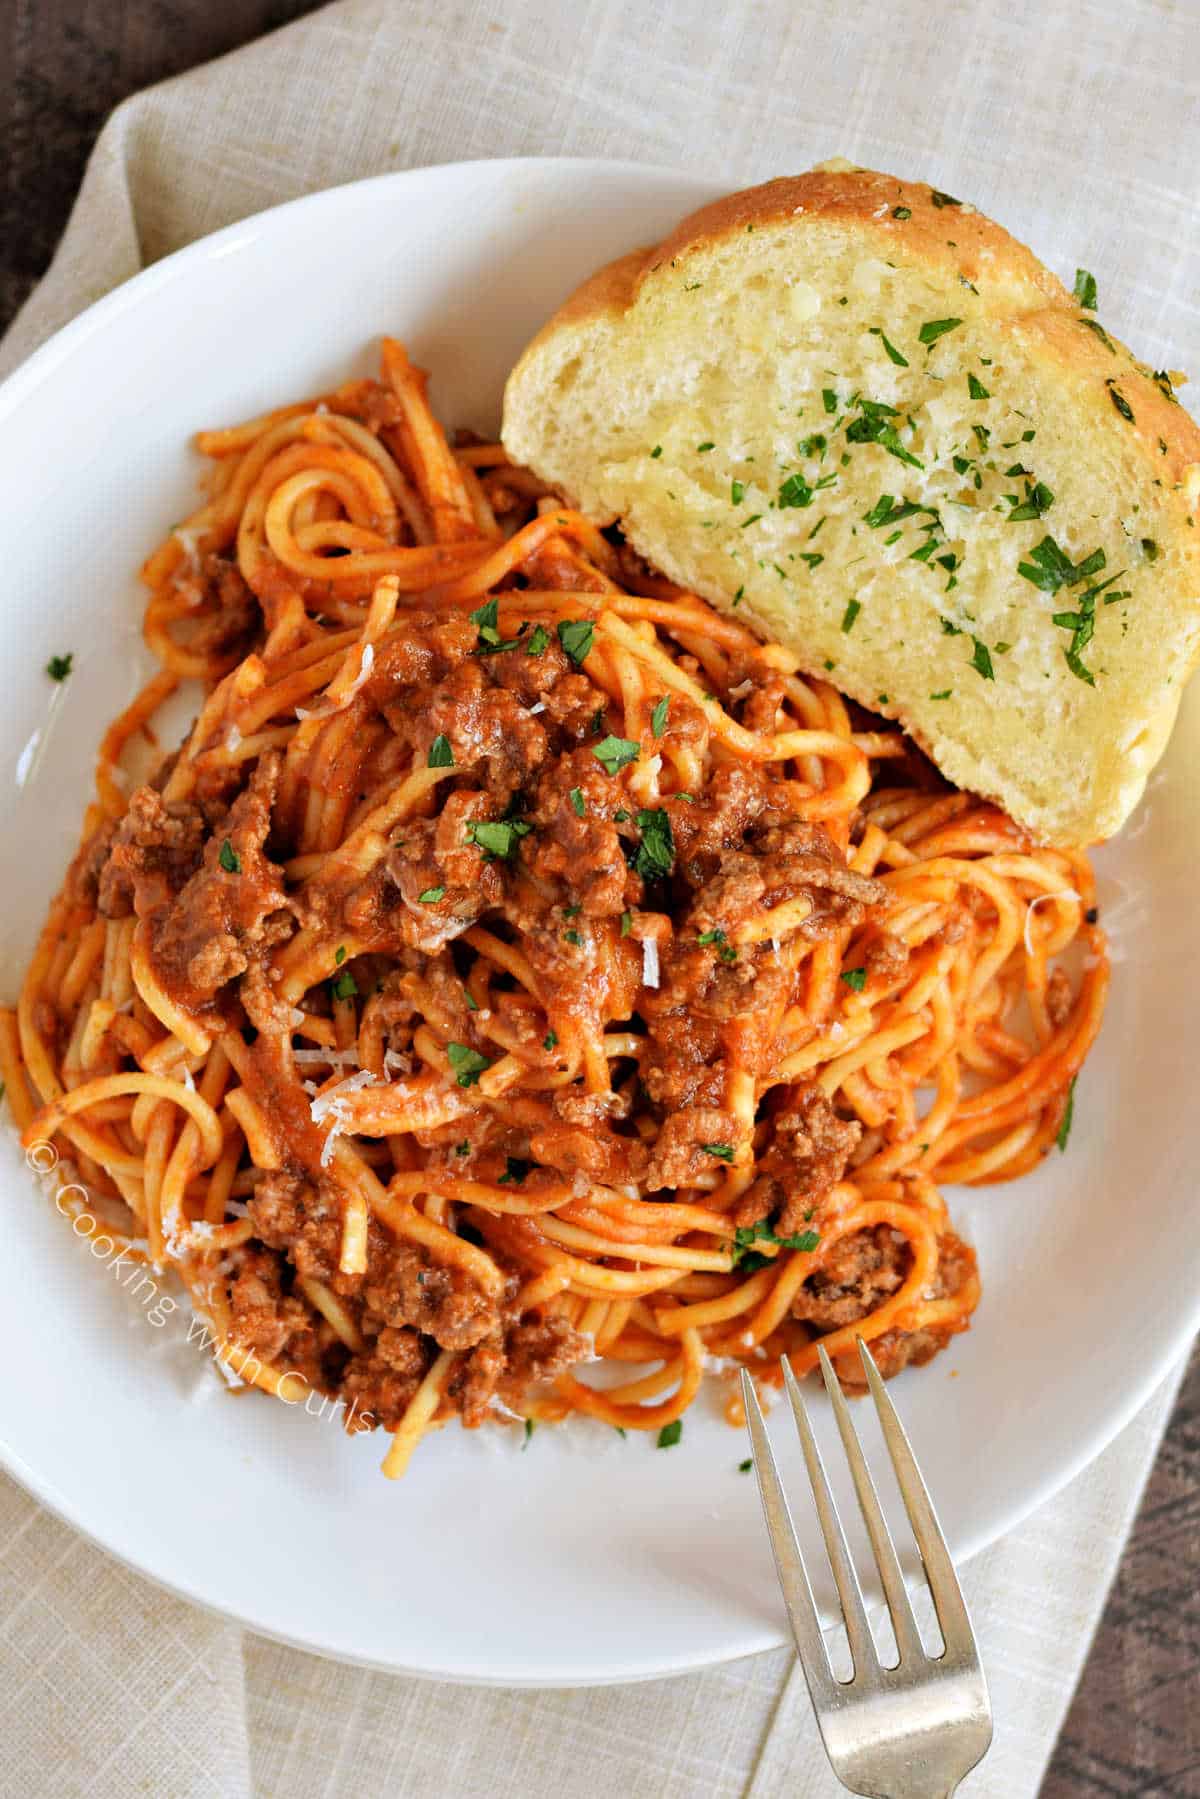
<box><xmin>2</xmin><ymin>4</ymin><xmax>1197</xmax><ymax>1792</ymax></box>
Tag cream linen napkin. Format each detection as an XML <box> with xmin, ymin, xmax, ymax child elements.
<box><xmin>1</xmin><ymin>2</ymin><xmax>1195</xmax><ymax>1794</ymax></box>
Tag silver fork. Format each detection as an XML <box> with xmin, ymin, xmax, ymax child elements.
<box><xmin>741</xmin><ymin>1342</ymin><xmax>992</xmax><ymax>1799</ymax></box>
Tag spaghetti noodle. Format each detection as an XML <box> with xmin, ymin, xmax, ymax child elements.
<box><xmin>1</xmin><ymin>340</ymin><xmax>1108</xmax><ymax>1476</ymax></box>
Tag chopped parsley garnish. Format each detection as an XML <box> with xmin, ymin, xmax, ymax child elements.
<box><xmin>823</xmin><ymin>388</ymin><xmax>838</xmax><ymax>413</ymax></box>
<box><xmin>464</xmin><ymin>990</ymin><xmax>479</xmax><ymax>1012</ymax></box>
<box><xmin>634</xmin><ymin>808</ymin><xmax>674</xmax><ymax>879</ymax></box>
<box><xmin>919</xmin><ymin>317</ymin><xmax>963</xmax><ymax>346</ymax></box>
<box><xmin>468</xmin><ymin>596</ymin><xmax>502</xmax><ymax>648</ymax></box>
<box><xmin>331</xmin><ymin>971</ymin><xmax>358</xmax><ymax>1001</ymax></box>
<box><xmin>869</xmin><ymin>326</ymin><xmax>909</xmax><ymax>367</ymax></box>
<box><xmin>1152</xmin><ymin>369</ymin><xmax>1178</xmax><ymax>403</ymax></box>
<box><xmin>738</xmin><ymin>1458</ymin><xmax>754</xmax><ymax>1473</ymax></box>
<box><xmin>1073</xmin><ymin>268</ymin><xmax>1098</xmax><ymax>310</ymax></box>
<box><xmin>593</xmin><ymin>733</ymin><xmax>640</xmax><ymax>775</ymax></box>
<box><xmin>845</xmin><ymin>397</ymin><xmax>923</xmax><ymax>468</ymax></box>
<box><xmin>427</xmin><ymin>733</ymin><xmax>454</xmax><ymax>767</ymax></box>
<box><xmin>967</xmin><ymin>373</ymin><xmax>990</xmax><ymax>400</ymax></box>
<box><xmin>526</xmin><ymin>624</ymin><xmax>550</xmax><ymax>656</ymax></box>
<box><xmin>892</xmin><ymin>205</ymin><xmax>912</xmax><ymax>220</ymax></box>
<box><xmin>702</xmin><ymin>1143</ymin><xmax>735</xmax><ymax>1161</ymax></box>
<box><xmin>557</xmin><ymin>618</ymin><xmax>595</xmax><ymax>665</ymax></box>
<box><xmin>523</xmin><ymin>1419</ymin><xmax>535</xmax><ymax>1448</ymax></box>
<box><xmin>864</xmin><ymin>494</ymin><xmax>921</xmax><ymax>529</ymax></box>
<box><xmin>800</xmin><ymin>552</ymin><xmax>824</xmax><ymax>569</ymax></box>
<box><xmin>218</xmin><ymin>839</ymin><xmax>240</xmax><ymax>874</ymax></box>
<box><xmin>941</xmin><ymin>617</ymin><xmax>963</xmax><ymax>635</ymax></box>
<box><xmin>1017</xmin><ymin>535</ymin><xmax>1106</xmax><ymax>595</ymax></box>
<box><xmin>566</xmin><ymin>787</ymin><xmax>585</xmax><ymax>819</ymax></box>
<box><xmin>446</xmin><ymin>1042</ymin><xmax>491</xmax><ymax>1087</ymax></box>
<box><xmin>455</xmin><ymin>1141</ymin><xmax>470</xmax><ymax>1157</ymax></box>
<box><xmin>739</xmin><ymin>513</ymin><xmax>763</xmax><ymax>529</ymax></box>
<box><xmin>1007</xmin><ymin>480</ymin><xmax>1055</xmax><ymax>522</ymax></box>
<box><xmin>418</xmin><ymin>885</ymin><xmax>445</xmax><ymax>903</ymax></box>
<box><xmin>45</xmin><ymin>653</ymin><xmax>73</xmax><ymax>681</ymax></box>
<box><xmin>841</xmin><ymin>598</ymin><xmax>861</xmax><ymax>632</ymax></box>
<box><xmin>971</xmin><ymin>423</ymin><xmax>990</xmax><ymax>451</ymax></box>
<box><xmin>930</xmin><ymin>689</ymin><xmax>952</xmax><ymax>700</ymax></box>
<box><xmin>620</xmin><ymin>910</ymin><xmax>632</xmax><ymax>937</ymax></box>
<box><xmin>467</xmin><ymin>818</ymin><xmax>531</xmax><ymax>860</ymax></box>
<box><xmin>697</xmin><ymin>928</ymin><xmax>727</xmax><ymax>946</ymax></box>
<box><xmin>498</xmin><ymin>1156</ymin><xmax>530</xmax><ymax>1185</ymax></box>
<box><xmin>730</xmin><ymin>479</ymin><xmax>745</xmax><ymax>505</ymax></box>
<box><xmin>334</xmin><ymin>945</ymin><xmax>347</xmax><ymax>965</ymax></box>
<box><xmin>930</xmin><ymin>190</ymin><xmax>961</xmax><ymax>209</ymax></box>
<box><xmin>1050</xmin><ymin>565</ymin><xmax>1126</xmax><ymax>687</ymax></box>
<box><xmin>650</xmin><ymin>445</ymin><xmax>663</xmax><ymax>458</ymax></box>
<box><xmin>1056</xmin><ymin>1076</ymin><xmax>1076</xmax><ymax>1150</ymax></box>
<box><xmin>1078</xmin><ymin>317</ymin><xmax>1116</xmax><ymax>353</ymax></box>
<box><xmin>697</xmin><ymin>440</ymin><xmax>715</xmax><ymax>453</ymax></box>
<box><xmin>542</xmin><ymin>1031</ymin><xmax>558</xmax><ymax>1053</ymax></box>
<box><xmin>614</xmin><ymin>808</ymin><xmax>629</xmax><ymax>823</ymax></box>
<box><xmin>1106</xmin><ymin>380</ymin><xmax>1135</xmax><ymax>423</ymax></box>
<box><xmin>563</xmin><ymin>928</ymin><xmax>584</xmax><ymax>946</ymax></box>
<box><xmin>778</xmin><ymin>471</ymin><xmax>834</xmax><ymax>509</ymax></box>
<box><xmin>732</xmin><ymin>1218</ymin><xmax>822</xmax><ymax>1269</ymax></box>
<box><xmin>970</xmin><ymin>638</ymin><xmax>995</xmax><ymax>680</ymax></box>
<box><xmin>840</xmin><ymin>967</ymin><xmax>867</xmax><ymax>992</ymax></box>
<box><xmin>657</xmin><ymin>1421</ymin><xmax>683</xmax><ymax>1449</ymax></box>
<box><xmin>1141</xmin><ymin>539</ymin><xmax>1160</xmax><ymax>562</ymax></box>
<box><xmin>650</xmin><ymin>696</ymin><xmax>670</xmax><ymax>736</ymax></box>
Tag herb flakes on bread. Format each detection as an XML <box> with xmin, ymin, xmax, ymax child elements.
<box><xmin>502</xmin><ymin>163</ymin><xmax>1200</xmax><ymax>845</ymax></box>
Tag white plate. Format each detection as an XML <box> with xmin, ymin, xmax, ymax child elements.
<box><xmin>0</xmin><ymin>158</ymin><xmax>1196</xmax><ymax>1687</ymax></box>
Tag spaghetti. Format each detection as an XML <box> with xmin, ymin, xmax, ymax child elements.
<box><xmin>1</xmin><ymin>340</ymin><xmax>1109</xmax><ymax>1476</ymax></box>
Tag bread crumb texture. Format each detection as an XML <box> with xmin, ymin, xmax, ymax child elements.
<box><xmin>503</xmin><ymin>167</ymin><xmax>1200</xmax><ymax>844</ymax></box>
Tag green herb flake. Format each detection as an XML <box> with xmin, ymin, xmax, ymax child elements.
<box><xmin>620</xmin><ymin>910</ymin><xmax>632</xmax><ymax>937</ymax></box>
<box><xmin>841</xmin><ymin>598</ymin><xmax>861</xmax><ymax>632</ymax></box>
<box><xmin>967</xmin><ymin>373</ymin><xmax>990</xmax><ymax>400</ymax></box>
<box><xmin>650</xmin><ymin>696</ymin><xmax>670</xmax><ymax>737</ymax></box>
<box><xmin>45</xmin><ymin>653</ymin><xmax>73</xmax><ymax>682</ymax></box>
<box><xmin>218</xmin><ymin>839</ymin><xmax>240</xmax><ymax>874</ymax></box>
<box><xmin>418</xmin><ymin>885</ymin><xmax>445</xmax><ymax>904</ymax></box>
<box><xmin>593</xmin><ymin>733</ymin><xmax>640</xmax><ymax>776</ymax></box>
<box><xmin>730</xmin><ymin>479</ymin><xmax>745</xmax><ymax>505</ymax></box>
<box><xmin>427</xmin><ymin>733</ymin><xmax>454</xmax><ymax>768</ymax></box>
<box><xmin>1141</xmin><ymin>538</ymin><xmax>1160</xmax><ymax>563</ymax></box>
<box><xmin>650</xmin><ymin>445</ymin><xmax>663</xmax><ymax>459</ymax></box>
<box><xmin>971</xmin><ymin>638</ymin><xmax>995</xmax><ymax>680</ymax></box>
<box><xmin>523</xmin><ymin>1418</ymin><xmax>535</xmax><ymax>1448</ymax></box>
<box><xmin>634</xmin><ymin>808</ymin><xmax>675</xmax><ymax>880</ymax></box>
<box><xmin>467</xmin><ymin>818</ymin><xmax>531</xmax><ymax>860</ymax></box>
<box><xmin>1007</xmin><ymin>481</ymin><xmax>1055</xmax><ymax>522</ymax></box>
<box><xmin>657</xmin><ymin>1420</ymin><xmax>683</xmax><ymax>1449</ymax></box>
<box><xmin>869</xmin><ymin>326</ymin><xmax>909</xmax><ymax>367</ymax></box>
<box><xmin>738</xmin><ymin>1457</ymin><xmax>754</xmax><ymax>1473</ymax></box>
<box><xmin>702</xmin><ymin>1143</ymin><xmax>735</xmax><ymax>1162</ymax></box>
<box><xmin>930</xmin><ymin>689</ymin><xmax>952</xmax><ymax>700</ymax></box>
<box><xmin>823</xmin><ymin>387</ymin><xmax>838</xmax><ymax>413</ymax></box>
<box><xmin>1056</xmin><ymin>1076</ymin><xmax>1076</xmax><ymax>1151</ymax></box>
<box><xmin>331</xmin><ymin>971</ymin><xmax>358</xmax><ymax>1001</ymax></box>
<box><xmin>1107</xmin><ymin>380</ymin><xmax>1135</xmax><ymax>423</ymax></box>
<box><xmin>568</xmin><ymin>787</ymin><xmax>586</xmax><ymax>819</ymax></box>
<box><xmin>840</xmin><ymin>967</ymin><xmax>867</xmax><ymax>992</ymax></box>
<box><xmin>557</xmin><ymin>618</ymin><xmax>595</xmax><ymax>666</ymax></box>
<box><xmin>930</xmin><ymin>190</ymin><xmax>962</xmax><ymax>209</ymax></box>
<box><xmin>892</xmin><ymin>205</ymin><xmax>911</xmax><ymax>220</ymax></box>
<box><xmin>446</xmin><ymin>1042</ymin><xmax>492</xmax><ymax>1088</ymax></box>
<box><xmin>543</xmin><ymin>1030</ymin><xmax>558</xmax><ymax>1051</ymax></box>
<box><xmin>697</xmin><ymin>440</ymin><xmax>715</xmax><ymax>453</ymax></box>
<box><xmin>919</xmin><ymin>317</ymin><xmax>963</xmax><ymax>346</ymax></box>
<box><xmin>334</xmin><ymin>945</ymin><xmax>347</xmax><ymax>966</ymax></box>
<box><xmin>739</xmin><ymin>513</ymin><xmax>763</xmax><ymax>529</ymax></box>
<box><xmin>1073</xmin><ymin>268</ymin><xmax>1098</xmax><ymax>310</ymax></box>
<box><xmin>526</xmin><ymin>623</ymin><xmax>550</xmax><ymax>656</ymax></box>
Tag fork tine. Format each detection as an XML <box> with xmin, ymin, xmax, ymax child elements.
<box><xmin>855</xmin><ymin>1340</ymin><xmax>980</xmax><ymax>1663</ymax></box>
<box><xmin>779</xmin><ymin>1361</ymin><xmax>877</xmax><ymax>1676</ymax></box>
<box><xmin>740</xmin><ymin>1371</ymin><xmax>838</xmax><ymax>1703</ymax></box>
<box><xmin>814</xmin><ymin>1345</ymin><xmax>926</xmax><ymax>1666</ymax></box>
